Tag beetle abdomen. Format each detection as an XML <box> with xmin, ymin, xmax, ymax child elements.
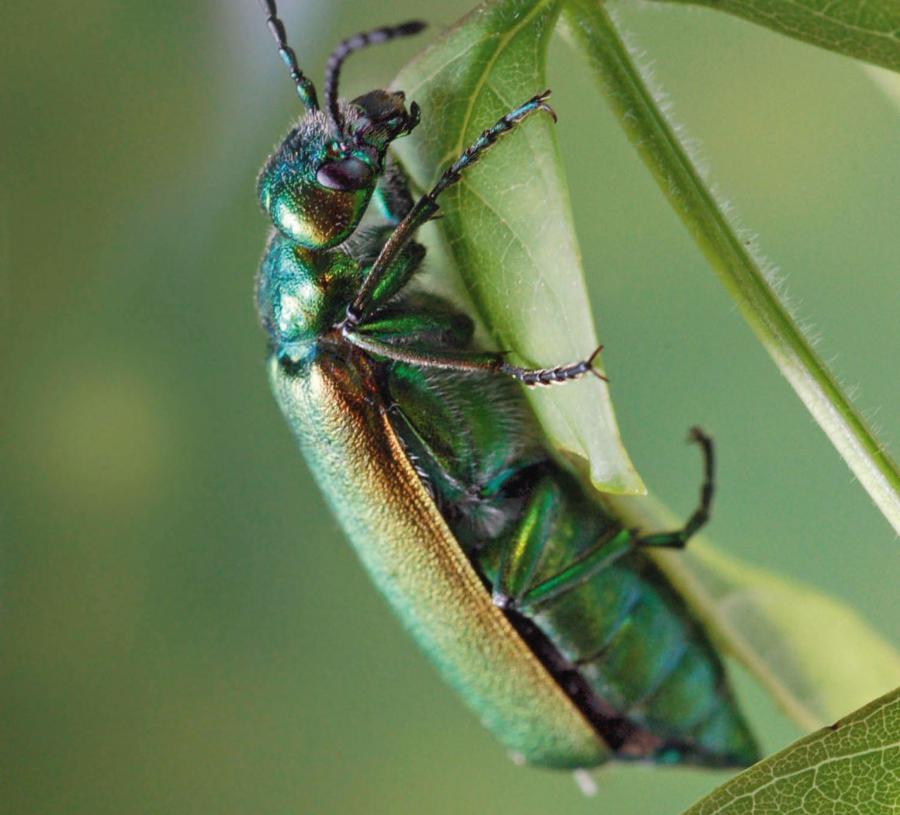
<box><xmin>531</xmin><ymin>554</ymin><xmax>758</xmax><ymax>766</ymax></box>
<box><xmin>384</xmin><ymin>348</ymin><xmax>759</xmax><ymax>768</ymax></box>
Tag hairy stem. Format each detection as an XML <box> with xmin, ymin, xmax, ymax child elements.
<box><xmin>559</xmin><ymin>0</ymin><xmax>900</xmax><ymax>535</ymax></box>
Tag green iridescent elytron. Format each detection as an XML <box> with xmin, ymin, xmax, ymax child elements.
<box><xmin>255</xmin><ymin>0</ymin><xmax>759</xmax><ymax>769</ymax></box>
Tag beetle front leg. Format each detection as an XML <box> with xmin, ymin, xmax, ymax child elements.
<box><xmin>346</xmin><ymin>241</ymin><xmax>426</xmax><ymax>314</ymax></box>
<box><xmin>347</xmin><ymin>91</ymin><xmax>557</xmax><ymax>322</ymax></box>
<box><xmin>372</xmin><ymin>156</ymin><xmax>415</xmax><ymax>225</ymax></box>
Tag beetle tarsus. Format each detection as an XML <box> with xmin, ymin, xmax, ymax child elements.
<box><xmin>501</xmin><ymin>345</ymin><xmax>608</xmax><ymax>387</ymax></box>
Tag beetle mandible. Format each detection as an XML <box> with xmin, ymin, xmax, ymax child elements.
<box><xmin>255</xmin><ymin>0</ymin><xmax>759</xmax><ymax>769</ymax></box>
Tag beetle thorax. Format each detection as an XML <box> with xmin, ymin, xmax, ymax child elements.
<box><xmin>257</xmin><ymin>235</ymin><xmax>362</xmax><ymax>364</ymax></box>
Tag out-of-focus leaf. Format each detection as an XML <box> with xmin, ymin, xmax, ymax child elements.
<box><xmin>681</xmin><ymin>687</ymin><xmax>900</xmax><ymax>814</ymax></box>
<box><xmin>610</xmin><ymin>494</ymin><xmax>900</xmax><ymax>731</ymax></box>
<box><xmin>654</xmin><ymin>0</ymin><xmax>900</xmax><ymax>73</ymax></box>
<box><xmin>392</xmin><ymin>0</ymin><xmax>645</xmax><ymax>495</ymax></box>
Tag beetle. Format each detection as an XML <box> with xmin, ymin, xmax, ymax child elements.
<box><xmin>255</xmin><ymin>0</ymin><xmax>760</xmax><ymax>769</ymax></box>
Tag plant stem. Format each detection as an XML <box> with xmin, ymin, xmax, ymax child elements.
<box><xmin>559</xmin><ymin>0</ymin><xmax>900</xmax><ymax>535</ymax></box>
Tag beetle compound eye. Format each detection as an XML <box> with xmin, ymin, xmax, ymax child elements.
<box><xmin>316</xmin><ymin>158</ymin><xmax>374</xmax><ymax>191</ymax></box>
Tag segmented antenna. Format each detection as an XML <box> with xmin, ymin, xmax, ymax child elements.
<box><xmin>324</xmin><ymin>21</ymin><xmax>426</xmax><ymax>134</ymax></box>
<box><xmin>258</xmin><ymin>0</ymin><xmax>319</xmax><ymax>111</ymax></box>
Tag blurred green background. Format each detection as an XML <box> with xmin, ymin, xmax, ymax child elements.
<box><xmin>2</xmin><ymin>2</ymin><xmax>898</xmax><ymax>813</ymax></box>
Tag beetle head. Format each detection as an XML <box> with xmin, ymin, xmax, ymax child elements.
<box><xmin>257</xmin><ymin>11</ymin><xmax>425</xmax><ymax>249</ymax></box>
<box><xmin>258</xmin><ymin>93</ymin><xmax>418</xmax><ymax>250</ymax></box>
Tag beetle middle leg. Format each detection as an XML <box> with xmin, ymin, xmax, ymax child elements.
<box><xmin>344</xmin><ymin>321</ymin><xmax>606</xmax><ymax>386</ymax></box>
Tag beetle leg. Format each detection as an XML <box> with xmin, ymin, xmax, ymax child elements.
<box><xmin>346</xmin><ymin>91</ymin><xmax>557</xmax><ymax>323</ymax></box>
<box><xmin>344</xmin><ymin>327</ymin><xmax>502</xmax><ymax>372</ymax></box>
<box><xmin>354</xmin><ymin>300</ymin><xmax>474</xmax><ymax>348</ymax></box>
<box><xmin>350</xmin><ymin>241</ymin><xmax>426</xmax><ymax>313</ymax></box>
<box><xmin>372</xmin><ymin>156</ymin><xmax>415</xmax><ymax>225</ymax></box>
<box><xmin>636</xmin><ymin>428</ymin><xmax>715</xmax><ymax>550</ymax></box>
<box><xmin>386</xmin><ymin>403</ymin><xmax>467</xmax><ymax>502</ymax></box>
<box><xmin>492</xmin><ymin>477</ymin><xmax>563</xmax><ymax>609</ymax></box>
<box><xmin>502</xmin><ymin>346</ymin><xmax>608</xmax><ymax>386</ymax></box>
<box><xmin>514</xmin><ymin>528</ymin><xmax>635</xmax><ymax>613</ymax></box>
<box><xmin>343</xmin><ymin>327</ymin><xmax>605</xmax><ymax>385</ymax></box>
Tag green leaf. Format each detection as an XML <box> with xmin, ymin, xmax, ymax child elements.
<box><xmin>651</xmin><ymin>0</ymin><xmax>900</xmax><ymax>74</ymax></box>
<box><xmin>609</xmin><ymin>494</ymin><xmax>900</xmax><ymax>731</ymax></box>
<box><xmin>681</xmin><ymin>686</ymin><xmax>900</xmax><ymax>814</ymax></box>
<box><xmin>391</xmin><ymin>0</ymin><xmax>645</xmax><ymax>495</ymax></box>
<box><xmin>559</xmin><ymin>0</ymin><xmax>900</xmax><ymax>533</ymax></box>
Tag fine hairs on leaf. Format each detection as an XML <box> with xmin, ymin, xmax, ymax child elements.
<box><xmin>558</xmin><ymin>0</ymin><xmax>900</xmax><ymax>535</ymax></box>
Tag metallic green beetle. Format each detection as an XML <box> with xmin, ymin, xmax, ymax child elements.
<box><xmin>255</xmin><ymin>1</ymin><xmax>760</xmax><ymax>770</ymax></box>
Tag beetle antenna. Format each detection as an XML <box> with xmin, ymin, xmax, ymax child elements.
<box><xmin>258</xmin><ymin>0</ymin><xmax>319</xmax><ymax>111</ymax></box>
<box><xmin>324</xmin><ymin>21</ymin><xmax>427</xmax><ymax>134</ymax></box>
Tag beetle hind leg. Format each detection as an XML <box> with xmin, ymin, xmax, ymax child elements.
<box><xmin>636</xmin><ymin>427</ymin><xmax>715</xmax><ymax>551</ymax></box>
<box><xmin>491</xmin><ymin>476</ymin><xmax>561</xmax><ymax>610</ymax></box>
<box><xmin>514</xmin><ymin>528</ymin><xmax>635</xmax><ymax>612</ymax></box>
<box><xmin>492</xmin><ymin>427</ymin><xmax>715</xmax><ymax>615</ymax></box>
<box><xmin>491</xmin><ymin>474</ymin><xmax>634</xmax><ymax>613</ymax></box>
